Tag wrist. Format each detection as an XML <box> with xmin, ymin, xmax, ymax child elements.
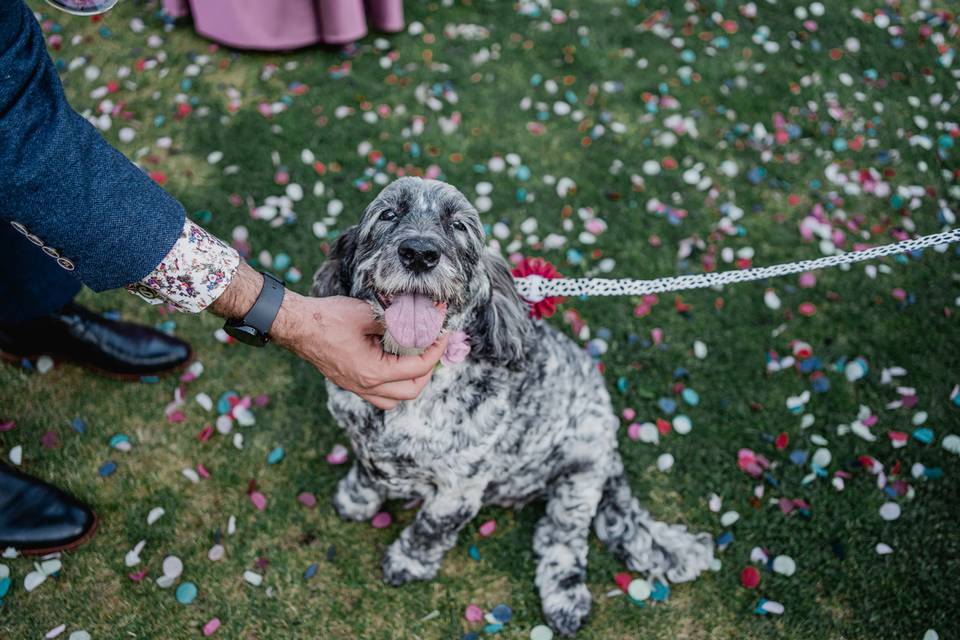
<box><xmin>209</xmin><ymin>261</ymin><xmax>263</xmax><ymax>319</ymax></box>
<box><xmin>269</xmin><ymin>290</ymin><xmax>309</xmax><ymax>350</ymax></box>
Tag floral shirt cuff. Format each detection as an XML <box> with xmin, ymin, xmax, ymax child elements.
<box><xmin>127</xmin><ymin>218</ymin><xmax>240</xmax><ymax>313</ymax></box>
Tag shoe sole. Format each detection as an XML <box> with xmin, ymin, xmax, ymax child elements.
<box><xmin>0</xmin><ymin>348</ymin><xmax>194</xmax><ymax>382</ymax></box>
<box><xmin>13</xmin><ymin>513</ymin><xmax>99</xmax><ymax>556</ymax></box>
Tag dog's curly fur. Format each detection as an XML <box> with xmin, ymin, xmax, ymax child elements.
<box><xmin>312</xmin><ymin>177</ymin><xmax>713</xmax><ymax>635</ymax></box>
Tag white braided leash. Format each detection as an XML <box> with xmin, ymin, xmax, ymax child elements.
<box><xmin>514</xmin><ymin>228</ymin><xmax>960</xmax><ymax>302</ymax></box>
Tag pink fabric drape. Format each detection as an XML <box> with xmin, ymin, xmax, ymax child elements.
<box><xmin>162</xmin><ymin>0</ymin><xmax>404</xmax><ymax>50</ymax></box>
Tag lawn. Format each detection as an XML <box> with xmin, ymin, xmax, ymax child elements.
<box><xmin>1</xmin><ymin>0</ymin><xmax>959</xmax><ymax>638</ymax></box>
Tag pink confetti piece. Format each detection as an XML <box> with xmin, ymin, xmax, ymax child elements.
<box><xmin>249</xmin><ymin>491</ymin><xmax>267</xmax><ymax>511</ymax></box>
<box><xmin>202</xmin><ymin>618</ymin><xmax>221</xmax><ymax>636</ymax></box>
<box><xmin>297</xmin><ymin>492</ymin><xmax>317</xmax><ymax>508</ymax></box>
<box><xmin>371</xmin><ymin>512</ymin><xmax>392</xmax><ymax>529</ymax></box>
<box><xmin>325</xmin><ymin>444</ymin><xmax>349</xmax><ymax>465</ymax></box>
<box><xmin>464</xmin><ymin>605</ymin><xmax>484</xmax><ymax>622</ymax></box>
<box><xmin>478</xmin><ymin>520</ymin><xmax>497</xmax><ymax>537</ymax></box>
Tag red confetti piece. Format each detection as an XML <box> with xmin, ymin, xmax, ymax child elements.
<box><xmin>775</xmin><ymin>432</ymin><xmax>788</xmax><ymax>450</ymax></box>
<box><xmin>740</xmin><ymin>566</ymin><xmax>761</xmax><ymax>589</ymax></box>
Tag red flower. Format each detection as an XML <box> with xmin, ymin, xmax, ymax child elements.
<box><xmin>511</xmin><ymin>257</ymin><xmax>565</xmax><ymax>319</ymax></box>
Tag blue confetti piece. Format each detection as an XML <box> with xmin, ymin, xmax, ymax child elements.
<box><xmin>884</xmin><ymin>485</ymin><xmax>898</xmax><ymax>498</ymax></box>
<box><xmin>789</xmin><ymin>450</ymin><xmax>808</xmax><ymax>466</ymax></box>
<box><xmin>140</xmin><ymin>375</ymin><xmax>159</xmax><ymax>384</ymax></box>
<box><xmin>273</xmin><ymin>253</ymin><xmax>291</xmax><ymax>270</ymax></box>
<box><xmin>716</xmin><ymin>531</ymin><xmax>733</xmax><ymax>547</ymax></box>
<box><xmin>109</xmin><ymin>434</ymin><xmax>130</xmax><ymax>448</ymax></box>
<box><xmin>491</xmin><ymin>604</ymin><xmax>512</xmax><ymax>623</ymax></box>
<box><xmin>176</xmin><ymin>582</ymin><xmax>198</xmax><ymax>605</ymax></box>
<box><xmin>71</xmin><ymin>417</ymin><xmax>86</xmax><ymax>434</ymax></box>
<box><xmin>98</xmin><ymin>461</ymin><xmax>117</xmax><ymax>477</ymax></box>
<box><xmin>304</xmin><ymin>562</ymin><xmax>318</xmax><ymax>579</ymax></box>
<box><xmin>657</xmin><ymin>398</ymin><xmax>677</xmax><ymax>415</ymax></box>
<box><xmin>0</xmin><ymin>576</ymin><xmax>10</xmax><ymax>599</ymax></box>
<box><xmin>483</xmin><ymin>623</ymin><xmax>503</xmax><ymax>634</ymax></box>
<box><xmin>681</xmin><ymin>388</ymin><xmax>700</xmax><ymax>406</ymax></box>
<box><xmin>217</xmin><ymin>391</ymin><xmax>239</xmax><ymax>415</ymax></box>
<box><xmin>468</xmin><ymin>544</ymin><xmax>481</xmax><ymax>561</ymax></box>
<box><xmin>650</xmin><ymin>580</ymin><xmax>670</xmax><ymax>602</ymax></box>
<box><xmin>912</xmin><ymin>428</ymin><xmax>934</xmax><ymax>444</ymax></box>
<box><xmin>754</xmin><ymin>598</ymin><xmax>771</xmax><ymax>616</ymax></box>
<box><xmin>267</xmin><ymin>447</ymin><xmax>285</xmax><ymax>464</ymax></box>
<box><xmin>463</xmin><ymin>633</ymin><xmax>479</xmax><ymax>640</ymax></box>
<box><xmin>811</xmin><ymin>375</ymin><xmax>830</xmax><ymax>393</ymax></box>
<box><xmin>924</xmin><ymin>467</ymin><xmax>943</xmax><ymax>479</ymax></box>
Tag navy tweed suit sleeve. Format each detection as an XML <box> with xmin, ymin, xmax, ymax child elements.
<box><xmin>0</xmin><ymin>0</ymin><xmax>184</xmax><ymax>292</ymax></box>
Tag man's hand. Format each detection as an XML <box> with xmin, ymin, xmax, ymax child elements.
<box><xmin>210</xmin><ymin>262</ymin><xmax>446</xmax><ymax>410</ymax></box>
<box><xmin>271</xmin><ymin>293</ymin><xmax>448</xmax><ymax>410</ymax></box>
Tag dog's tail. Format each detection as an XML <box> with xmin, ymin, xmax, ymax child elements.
<box><xmin>593</xmin><ymin>454</ymin><xmax>714</xmax><ymax>583</ymax></box>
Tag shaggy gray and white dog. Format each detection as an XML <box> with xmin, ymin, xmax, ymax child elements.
<box><xmin>312</xmin><ymin>177</ymin><xmax>713</xmax><ymax>635</ymax></box>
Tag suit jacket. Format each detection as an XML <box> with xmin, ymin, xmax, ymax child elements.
<box><xmin>0</xmin><ymin>0</ymin><xmax>184</xmax><ymax>292</ymax></box>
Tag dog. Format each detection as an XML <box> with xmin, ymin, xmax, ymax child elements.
<box><xmin>312</xmin><ymin>177</ymin><xmax>713</xmax><ymax>635</ymax></box>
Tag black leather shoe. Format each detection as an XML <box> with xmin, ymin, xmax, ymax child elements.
<box><xmin>0</xmin><ymin>464</ymin><xmax>97</xmax><ymax>555</ymax></box>
<box><xmin>0</xmin><ymin>302</ymin><xmax>192</xmax><ymax>379</ymax></box>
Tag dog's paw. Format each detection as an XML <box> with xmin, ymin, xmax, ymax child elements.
<box><xmin>541</xmin><ymin>580</ymin><xmax>592</xmax><ymax>636</ymax></box>
<box><xmin>381</xmin><ymin>540</ymin><xmax>439</xmax><ymax>586</ymax></box>
<box><xmin>333</xmin><ymin>475</ymin><xmax>383</xmax><ymax>522</ymax></box>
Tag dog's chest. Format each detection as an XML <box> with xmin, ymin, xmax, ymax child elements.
<box><xmin>327</xmin><ymin>364</ymin><xmax>510</xmax><ymax>489</ymax></box>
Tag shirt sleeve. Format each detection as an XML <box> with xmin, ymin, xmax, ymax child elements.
<box><xmin>127</xmin><ymin>218</ymin><xmax>240</xmax><ymax>313</ymax></box>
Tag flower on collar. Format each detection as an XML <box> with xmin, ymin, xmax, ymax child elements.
<box><xmin>511</xmin><ymin>256</ymin><xmax>565</xmax><ymax>319</ymax></box>
<box><xmin>441</xmin><ymin>330</ymin><xmax>471</xmax><ymax>366</ymax></box>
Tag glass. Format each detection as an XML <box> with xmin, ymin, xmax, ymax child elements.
<box><xmin>44</xmin><ymin>0</ymin><xmax>120</xmax><ymax>15</ymax></box>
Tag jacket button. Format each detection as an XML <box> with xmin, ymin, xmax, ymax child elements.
<box><xmin>57</xmin><ymin>257</ymin><xmax>76</xmax><ymax>271</ymax></box>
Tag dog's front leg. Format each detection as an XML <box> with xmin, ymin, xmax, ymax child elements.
<box><xmin>381</xmin><ymin>481</ymin><xmax>485</xmax><ymax>586</ymax></box>
<box><xmin>333</xmin><ymin>462</ymin><xmax>386</xmax><ymax>521</ymax></box>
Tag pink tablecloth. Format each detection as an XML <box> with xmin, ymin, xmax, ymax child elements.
<box><xmin>163</xmin><ymin>0</ymin><xmax>404</xmax><ymax>50</ymax></box>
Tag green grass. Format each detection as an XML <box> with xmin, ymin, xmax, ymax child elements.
<box><xmin>2</xmin><ymin>0</ymin><xmax>959</xmax><ymax>638</ymax></box>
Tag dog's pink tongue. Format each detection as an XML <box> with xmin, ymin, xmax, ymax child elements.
<box><xmin>384</xmin><ymin>293</ymin><xmax>445</xmax><ymax>349</ymax></box>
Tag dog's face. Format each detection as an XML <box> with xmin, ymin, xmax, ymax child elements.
<box><xmin>313</xmin><ymin>177</ymin><xmax>530</xmax><ymax>367</ymax></box>
<box><xmin>349</xmin><ymin>178</ymin><xmax>485</xmax><ymax>329</ymax></box>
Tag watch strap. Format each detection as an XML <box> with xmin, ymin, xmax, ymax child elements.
<box><xmin>243</xmin><ymin>272</ymin><xmax>285</xmax><ymax>337</ymax></box>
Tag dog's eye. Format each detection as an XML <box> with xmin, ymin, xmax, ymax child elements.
<box><xmin>452</xmin><ymin>220</ymin><xmax>467</xmax><ymax>232</ymax></box>
<box><xmin>379</xmin><ymin>209</ymin><xmax>398</xmax><ymax>222</ymax></box>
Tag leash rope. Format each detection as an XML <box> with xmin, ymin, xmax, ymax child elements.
<box><xmin>513</xmin><ymin>228</ymin><xmax>960</xmax><ymax>302</ymax></box>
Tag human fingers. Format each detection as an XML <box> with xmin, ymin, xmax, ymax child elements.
<box><xmin>358</xmin><ymin>392</ymin><xmax>398</xmax><ymax>411</ymax></box>
<box><xmin>366</xmin><ymin>373</ymin><xmax>433</xmax><ymax>402</ymax></box>
<box><xmin>373</xmin><ymin>335</ymin><xmax>450</xmax><ymax>382</ymax></box>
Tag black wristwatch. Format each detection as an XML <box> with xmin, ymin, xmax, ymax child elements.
<box><xmin>223</xmin><ymin>272</ymin><xmax>285</xmax><ymax>347</ymax></box>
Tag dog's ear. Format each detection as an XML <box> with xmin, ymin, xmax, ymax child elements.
<box><xmin>312</xmin><ymin>226</ymin><xmax>358</xmax><ymax>297</ymax></box>
<box><xmin>466</xmin><ymin>249</ymin><xmax>531</xmax><ymax>369</ymax></box>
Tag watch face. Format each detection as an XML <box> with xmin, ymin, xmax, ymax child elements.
<box><xmin>224</xmin><ymin>323</ymin><xmax>267</xmax><ymax>347</ymax></box>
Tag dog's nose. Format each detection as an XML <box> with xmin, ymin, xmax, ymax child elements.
<box><xmin>398</xmin><ymin>238</ymin><xmax>440</xmax><ymax>273</ymax></box>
